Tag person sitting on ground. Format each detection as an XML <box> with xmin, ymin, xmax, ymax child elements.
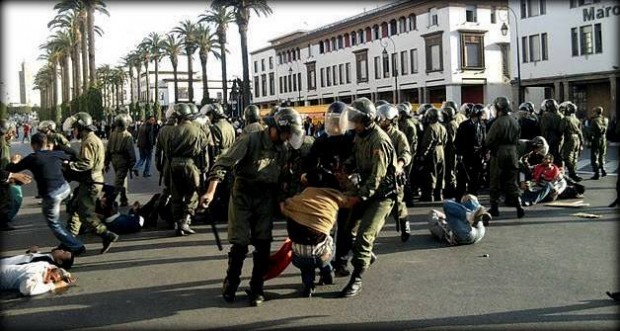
<box><xmin>95</xmin><ymin>184</ymin><xmax>144</xmax><ymax>234</ymax></box>
<box><xmin>0</xmin><ymin>261</ymin><xmax>76</xmax><ymax>296</ymax></box>
<box><xmin>429</xmin><ymin>194</ymin><xmax>490</xmax><ymax>245</ymax></box>
<box><xmin>1</xmin><ymin>246</ymin><xmax>75</xmax><ymax>270</ymax></box>
<box><xmin>520</xmin><ymin>154</ymin><xmax>567</xmax><ymax>206</ymax></box>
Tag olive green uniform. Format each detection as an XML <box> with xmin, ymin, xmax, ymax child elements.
<box><xmin>49</xmin><ymin>132</ymin><xmax>71</xmax><ymax>149</ymax></box>
<box><xmin>559</xmin><ymin>114</ymin><xmax>583</xmax><ymax>177</ymax></box>
<box><xmin>287</xmin><ymin>135</ymin><xmax>315</xmax><ymax>197</ymax></box>
<box><xmin>384</xmin><ymin>125</ymin><xmax>411</xmax><ymax>220</ymax></box>
<box><xmin>155</xmin><ymin>123</ymin><xmax>175</xmax><ymax>190</ymax></box>
<box><xmin>349</xmin><ymin>124</ymin><xmax>396</xmax><ymax>270</ymax></box>
<box><xmin>418</xmin><ymin>122</ymin><xmax>447</xmax><ymax>199</ymax></box>
<box><xmin>540</xmin><ymin>110</ymin><xmax>564</xmax><ymax>166</ymax></box>
<box><xmin>590</xmin><ymin>114</ymin><xmax>608</xmax><ymax>173</ymax></box>
<box><xmin>242</xmin><ymin>122</ymin><xmax>265</xmax><ymax>135</ymax></box>
<box><xmin>105</xmin><ymin>128</ymin><xmax>136</xmax><ymax>204</ymax></box>
<box><xmin>165</xmin><ymin>121</ymin><xmax>209</xmax><ymax>223</ymax></box>
<box><xmin>210</xmin><ymin>119</ymin><xmax>237</xmax><ymax>158</ymax></box>
<box><xmin>454</xmin><ymin>112</ymin><xmax>467</xmax><ymax>126</ymax></box>
<box><xmin>67</xmin><ymin>131</ymin><xmax>109</xmax><ymax>236</ymax></box>
<box><xmin>443</xmin><ymin>119</ymin><xmax>459</xmax><ymax>196</ymax></box>
<box><xmin>485</xmin><ymin>114</ymin><xmax>521</xmax><ymax>206</ymax></box>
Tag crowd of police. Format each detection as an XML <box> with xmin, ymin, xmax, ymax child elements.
<box><xmin>0</xmin><ymin>93</ymin><xmax>612</xmax><ymax>306</ymax></box>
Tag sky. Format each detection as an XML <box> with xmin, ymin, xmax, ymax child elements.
<box><xmin>0</xmin><ymin>0</ymin><xmax>389</xmax><ymax>106</ymax></box>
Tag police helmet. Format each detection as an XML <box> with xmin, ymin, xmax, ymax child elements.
<box><xmin>442</xmin><ymin>106</ymin><xmax>456</xmax><ymax>122</ymax></box>
<box><xmin>188</xmin><ymin>103</ymin><xmax>200</xmax><ymax>117</ymax></box>
<box><xmin>174</xmin><ymin>103</ymin><xmax>194</xmax><ymax>120</ymax></box>
<box><xmin>114</xmin><ymin>114</ymin><xmax>130</xmax><ymax>129</ymax></box>
<box><xmin>460</xmin><ymin>103</ymin><xmax>474</xmax><ymax>117</ymax></box>
<box><xmin>492</xmin><ymin>97</ymin><xmax>511</xmax><ymax>115</ymax></box>
<box><xmin>540</xmin><ymin>99</ymin><xmax>559</xmax><ymax>113</ymax></box>
<box><xmin>273</xmin><ymin>107</ymin><xmax>304</xmax><ymax>149</ymax></box>
<box><xmin>530</xmin><ymin>136</ymin><xmax>549</xmax><ymax>156</ymax></box>
<box><xmin>201</xmin><ymin>103</ymin><xmax>226</xmax><ymax>119</ymax></box>
<box><xmin>397</xmin><ymin>103</ymin><xmax>413</xmax><ymax>118</ymax></box>
<box><xmin>243</xmin><ymin>105</ymin><xmax>261</xmax><ymax>124</ymax></box>
<box><xmin>325</xmin><ymin>101</ymin><xmax>355</xmax><ymax>136</ymax></box>
<box><xmin>376</xmin><ymin>104</ymin><xmax>399</xmax><ymax>124</ymax></box>
<box><xmin>423</xmin><ymin>107</ymin><xmax>442</xmax><ymax>124</ymax></box>
<box><xmin>592</xmin><ymin>106</ymin><xmax>603</xmax><ymax>115</ymax></box>
<box><xmin>349</xmin><ymin>97</ymin><xmax>377</xmax><ymax>125</ymax></box>
<box><xmin>375</xmin><ymin>100</ymin><xmax>390</xmax><ymax>107</ymax></box>
<box><xmin>470</xmin><ymin>104</ymin><xmax>485</xmax><ymax>118</ymax></box>
<box><xmin>417</xmin><ymin>103</ymin><xmax>433</xmax><ymax>116</ymax></box>
<box><xmin>518</xmin><ymin>102</ymin><xmax>535</xmax><ymax>113</ymax></box>
<box><xmin>38</xmin><ymin>120</ymin><xmax>57</xmax><ymax>133</ymax></box>
<box><xmin>164</xmin><ymin>104</ymin><xmax>177</xmax><ymax>121</ymax></box>
<box><xmin>442</xmin><ymin>101</ymin><xmax>458</xmax><ymax>113</ymax></box>
<box><xmin>559</xmin><ymin>101</ymin><xmax>577</xmax><ymax>115</ymax></box>
<box><xmin>63</xmin><ymin>112</ymin><xmax>95</xmax><ymax>132</ymax></box>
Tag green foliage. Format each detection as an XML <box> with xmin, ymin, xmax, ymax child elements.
<box><xmin>0</xmin><ymin>102</ymin><xmax>7</xmax><ymax>120</ymax></box>
<box><xmin>60</xmin><ymin>103</ymin><xmax>71</xmax><ymax>121</ymax></box>
<box><xmin>153</xmin><ymin>101</ymin><xmax>162</xmax><ymax>121</ymax></box>
<box><xmin>87</xmin><ymin>87</ymin><xmax>104</xmax><ymax>121</ymax></box>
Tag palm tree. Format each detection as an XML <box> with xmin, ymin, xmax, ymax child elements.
<box><xmin>38</xmin><ymin>45</ymin><xmax>62</xmax><ymax>124</ymax></box>
<box><xmin>211</xmin><ymin>0</ymin><xmax>272</xmax><ymax>108</ymax></box>
<box><xmin>112</xmin><ymin>66</ymin><xmax>126</xmax><ymax>109</ymax></box>
<box><xmin>47</xmin><ymin>30</ymin><xmax>73</xmax><ymax>106</ymax></box>
<box><xmin>84</xmin><ymin>0</ymin><xmax>109</xmax><ymax>86</ymax></box>
<box><xmin>34</xmin><ymin>64</ymin><xmax>55</xmax><ymax>113</ymax></box>
<box><xmin>53</xmin><ymin>0</ymin><xmax>87</xmax><ymax>93</ymax></box>
<box><xmin>172</xmin><ymin>20</ymin><xmax>199</xmax><ymax>103</ymax></box>
<box><xmin>162</xmin><ymin>33</ymin><xmax>183</xmax><ymax>103</ymax></box>
<box><xmin>121</xmin><ymin>53</ymin><xmax>135</xmax><ymax>104</ymax></box>
<box><xmin>48</xmin><ymin>10</ymin><xmax>82</xmax><ymax>99</ymax></box>
<box><xmin>136</xmin><ymin>41</ymin><xmax>152</xmax><ymax>103</ymax></box>
<box><xmin>142</xmin><ymin>32</ymin><xmax>164</xmax><ymax>107</ymax></box>
<box><xmin>195</xmin><ymin>24</ymin><xmax>220</xmax><ymax>105</ymax></box>
<box><xmin>199</xmin><ymin>6</ymin><xmax>234</xmax><ymax>106</ymax></box>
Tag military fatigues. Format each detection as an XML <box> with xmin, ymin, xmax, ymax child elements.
<box><xmin>105</xmin><ymin>128</ymin><xmax>136</xmax><ymax>205</ymax></box>
<box><xmin>559</xmin><ymin>114</ymin><xmax>583</xmax><ymax>178</ymax></box>
<box><xmin>286</xmin><ymin>135</ymin><xmax>315</xmax><ymax>197</ymax></box>
<box><xmin>210</xmin><ymin>119</ymin><xmax>237</xmax><ymax>158</ymax></box>
<box><xmin>398</xmin><ymin>116</ymin><xmax>418</xmax><ymax>205</ymax></box>
<box><xmin>242</xmin><ymin>122</ymin><xmax>265</xmax><ymax>135</ymax></box>
<box><xmin>209</xmin><ymin>127</ymin><xmax>290</xmax><ymax>300</ymax></box>
<box><xmin>209</xmin><ymin>118</ymin><xmax>237</xmax><ymax>221</ymax></box>
<box><xmin>165</xmin><ymin>121</ymin><xmax>209</xmax><ymax>225</ymax></box>
<box><xmin>155</xmin><ymin>123</ymin><xmax>175</xmax><ymax>191</ymax></box>
<box><xmin>349</xmin><ymin>124</ymin><xmax>396</xmax><ymax>271</ymax></box>
<box><xmin>454</xmin><ymin>118</ymin><xmax>486</xmax><ymax>200</ymax></box>
<box><xmin>0</xmin><ymin>136</ymin><xmax>13</xmax><ymax>226</ymax></box>
<box><xmin>383</xmin><ymin>125</ymin><xmax>411</xmax><ymax>229</ymax></box>
<box><xmin>443</xmin><ymin>118</ymin><xmax>459</xmax><ymax>198</ymax></box>
<box><xmin>67</xmin><ymin>131</ymin><xmax>110</xmax><ymax>236</ymax></box>
<box><xmin>417</xmin><ymin>122</ymin><xmax>447</xmax><ymax>200</ymax></box>
<box><xmin>485</xmin><ymin>114</ymin><xmax>521</xmax><ymax>208</ymax></box>
<box><xmin>590</xmin><ymin>114</ymin><xmax>609</xmax><ymax>176</ymax></box>
<box><xmin>540</xmin><ymin>110</ymin><xmax>564</xmax><ymax>167</ymax></box>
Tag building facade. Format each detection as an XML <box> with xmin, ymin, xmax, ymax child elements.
<box><xmin>132</xmin><ymin>70</ymin><xmax>225</xmax><ymax>107</ymax></box>
<box><xmin>509</xmin><ymin>0</ymin><xmax>619</xmax><ymax>119</ymax></box>
<box><xmin>250</xmin><ymin>0</ymin><xmax>512</xmax><ymax>110</ymax></box>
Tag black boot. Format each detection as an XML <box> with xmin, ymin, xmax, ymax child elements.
<box><xmin>601</xmin><ymin>168</ymin><xmax>607</xmax><ymax>177</ymax></box>
<box><xmin>591</xmin><ymin>171</ymin><xmax>600</xmax><ymax>180</ymax></box>
<box><xmin>433</xmin><ymin>189</ymin><xmax>443</xmax><ymax>202</ymax></box>
<box><xmin>489</xmin><ymin>203</ymin><xmax>499</xmax><ymax>217</ymax></box>
<box><xmin>399</xmin><ymin>218</ymin><xmax>410</xmax><ymax>242</ymax></box>
<box><xmin>248</xmin><ymin>240</ymin><xmax>270</xmax><ymax>307</ymax></box>
<box><xmin>222</xmin><ymin>244</ymin><xmax>247</xmax><ymax>303</ymax></box>
<box><xmin>100</xmin><ymin>231</ymin><xmax>119</xmax><ymax>254</ymax></box>
<box><xmin>176</xmin><ymin>216</ymin><xmax>196</xmax><ymax>236</ymax></box>
<box><xmin>340</xmin><ymin>268</ymin><xmax>364</xmax><ymax>298</ymax></box>
<box><xmin>516</xmin><ymin>197</ymin><xmax>525</xmax><ymax>219</ymax></box>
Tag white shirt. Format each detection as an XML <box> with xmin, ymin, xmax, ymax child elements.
<box><xmin>1</xmin><ymin>253</ymin><xmax>54</xmax><ymax>266</ymax></box>
<box><xmin>0</xmin><ymin>262</ymin><xmax>57</xmax><ymax>296</ymax></box>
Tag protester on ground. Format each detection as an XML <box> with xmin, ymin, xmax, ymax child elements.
<box><xmin>0</xmin><ymin>261</ymin><xmax>75</xmax><ymax>296</ymax></box>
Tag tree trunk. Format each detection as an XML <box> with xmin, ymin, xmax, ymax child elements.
<box><xmin>136</xmin><ymin>66</ymin><xmax>142</xmax><ymax>103</ymax></box>
<box><xmin>61</xmin><ymin>56</ymin><xmax>70</xmax><ymax>104</ymax></box>
<box><xmin>201</xmin><ymin>52</ymin><xmax>209</xmax><ymax>104</ymax></box>
<box><xmin>219</xmin><ymin>31</ymin><xmax>228</xmax><ymax>106</ymax></box>
<box><xmin>74</xmin><ymin>42</ymin><xmax>82</xmax><ymax>98</ymax></box>
<box><xmin>239</xmin><ymin>22</ymin><xmax>250</xmax><ymax>109</ymax></box>
<box><xmin>172</xmin><ymin>62</ymin><xmax>179</xmax><ymax>103</ymax></box>
<box><xmin>128</xmin><ymin>69</ymin><xmax>134</xmax><ymax>104</ymax></box>
<box><xmin>53</xmin><ymin>62</ymin><xmax>61</xmax><ymax>124</ymax></box>
<box><xmin>154</xmin><ymin>59</ymin><xmax>159</xmax><ymax>106</ymax></box>
<box><xmin>187</xmin><ymin>49</ymin><xmax>194</xmax><ymax>103</ymax></box>
<box><xmin>80</xmin><ymin>19</ymin><xmax>89</xmax><ymax>92</ymax></box>
<box><xmin>144</xmin><ymin>61</ymin><xmax>150</xmax><ymax>103</ymax></box>
<box><xmin>87</xmin><ymin>6</ymin><xmax>96</xmax><ymax>86</ymax></box>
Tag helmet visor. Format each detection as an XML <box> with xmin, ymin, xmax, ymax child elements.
<box><xmin>62</xmin><ymin>116</ymin><xmax>77</xmax><ymax>132</ymax></box>
<box><xmin>287</xmin><ymin>125</ymin><xmax>304</xmax><ymax>150</ymax></box>
<box><xmin>325</xmin><ymin>108</ymin><xmax>354</xmax><ymax>136</ymax></box>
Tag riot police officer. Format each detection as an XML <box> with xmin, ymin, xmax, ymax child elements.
<box><xmin>64</xmin><ymin>112</ymin><xmax>119</xmax><ymax>254</ymax></box>
<box><xmin>590</xmin><ymin>106</ymin><xmax>609</xmax><ymax>179</ymax></box>
<box><xmin>200</xmin><ymin>107</ymin><xmax>304</xmax><ymax>307</ymax></box>
<box><xmin>242</xmin><ymin>105</ymin><xmax>264</xmax><ymax>134</ymax></box>
<box><xmin>154</xmin><ymin>106</ymin><xmax>178</xmax><ymax>228</ymax></box>
<box><xmin>338</xmin><ymin>97</ymin><xmax>396</xmax><ymax>298</ymax></box>
<box><xmin>397</xmin><ymin>103</ymin><xmax>418</xmax><ymax>206</ymax></box>
<box><xmin>377</xmin><ymin>103</ymin><xmax>412</xmax><ymax>242</ymax></box>
<box><xmin>417</xmin><ymin>108</ymin><xmax>447</xmax><ymax>202</ymax></box>
<box><xmin>558</xmin><ymin>101</ymin><xmax>584</xmax><ymax>182</ymax></box>
<box><xmin>442</xmin><ymin>105</ymin><xmax>458</xmax><ymax>198</ymax></box>
<box><xmin>455</xmin><ymin>104</ymin><xmax>486</xmax><ymax>200</ymax></box>
<box><xmin>540</xmin><ymin>99</ymin><xmax>564</xmax><ymax>167</ymax></box>
<box><xmin>485</xmin><ymin>97</ymin><xmax>524</xmax><ymax>219</ymax></box>
<box><xmin>165</xmin><ymin>103</ymin><xmax>210</xmax><ymax>236</ymax></box>
<box><xmin>37</xmin><ymin>120</ymin><xmax>76</xmax><ymax>158</ymax></box>
<box><xmin>202</xmin><ymin>103</ymin><xmax>236</xmax><ymax>157</ymax></box>
<box><xmin>517</xmin><ymin>102</ymin><xmax>540</xmax><ymax>140</ymax></box>
<box><xmin>104</xmin><ymin>114</ymin><xmax>137</xmax><ymax>206</ymax></box>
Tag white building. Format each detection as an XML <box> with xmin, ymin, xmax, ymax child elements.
<box><xmin>250</xmin><ymin>0</ymin><xmax>512</xmax><ymax>110</ymax></box>
<box><xmin>508</xmin><ymin>0</ymin><xmax>619</xmax><ymax>118</ymax></box>
<box><xmin>132</xmin><ymin>70</ymin><xmax>226</xmax><ymax>107</ymax></box>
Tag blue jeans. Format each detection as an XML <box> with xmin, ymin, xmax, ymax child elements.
<box><xmin>135</xmin><ymin>148</ymin><xmax>153</xmax><ymax>175</ymax></box>
<box><xmin>42</xmin><ymin>183</ymin><xmax>83</xmax><ymax>251</ymax></box>
<box><xmin>443</xmin><ymin>200</ymin><xmax>485</xmax><ymax>245</ymax></box>
<box><xmin>292</xmin><ymin>254</ymin><xmax>332</xmax><ymax>288</ymax></box>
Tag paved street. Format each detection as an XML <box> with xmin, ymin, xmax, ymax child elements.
<box><xmin>1</xmin><ymin>139</ymin><xmax>618</xmax><ymax>330</ymax></box>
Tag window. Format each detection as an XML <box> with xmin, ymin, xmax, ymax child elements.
<box><xmin>326</xmin><ymin>67</ymin><xmax>331</xmax><ymax>86</ymax></box>
<box><xmin>279</xmin><ymin>76</ymin><xmax>283</xmax><ymax>93</ymax></box>
<box><xmin>269</xmin><ymin>73</ymin><xmax>274</xmax><ymax>95</ymax></box>
<box><xmin>261</xmin><ymin>74</ymin><xmax>267</xmax><ymax>96</ymax></box>
<box><xmin>461</xmin><ymin>33</ymin><xmax>484</xmax><ymax>69</ymax></box>
<box><xmin>254</xmin><ymin>76</ymin><xmax>259</xmax><ymax>97</ymax></box>
<box><xmin>383</xmin><ymin>51</ymin><xmax>390</xmax><ymax>77</ymax></box>
<box><xmin>522</xmin><ymin>36</ymin><xmax>529</xmax><ymax>63</ymax></box>
<box><xmin>331</xmin><ymin>37</ymin><xmax>336</xmax><ymax>51</ymax></box>
<box><xmin>344</xmin><ymin>34</ymin><xmax>350</xmax><ymax>47</ymax></box>
<box><xmin>400</xmin><ymin>51</ymin><xmax>408</xmax><ymax>75</ymax></box>
<box><xmin>288</xmin><ymin>73</ymin><xmax>293</xmax><ymax>92</ymax></box>
<box><xmin>521</xmin><ymin>0</ymin><xmax>546</xmax><ymax>18</ymax></box>
<box><xmin>390</xmin><ymin>20</ymin><xmax>398</xmax><ymax>36</ymax></box>
<box><xmin>571</xmin><ymin>28</ymin><xmax>579</xmax><ymax>56</ymax></box>
<box><xmin>374</xmin><ymin>56</ymin><xmax>381</xmax><ymax>79</ymax></box>
<box><xmin>332</xmin><ymin>65</ymin><xmax>337</xmax><ymax>85</ymax></box>
<box><xmin>298</xmin><ymin>73</ymin><xmax>301</xmax><ymax>92</ymax></box>
<box><xmin>594</xmin><ymin>23</ymin><xmax>602</xmax><ymax>53</ymax></box>
<box><xmin>307</xmin><ymin>62</ymin><xmax>316</xmax><ymax>90</ymax></box>
<box><xmin>466</xmin><ymin>5</ymin><xmax>477</xmax><ymax>22</ymax></box>
<box><xmin>391</xmin><ymin>53</ymin><xmax>398</xmax><ymax>77</ymax></box>
<box><xmin>320</xmin><ymin>68</ymin><xmax>324</xmax><ymax>88</ymax></box>
<box><xmin>283</xmin><ymin>76</ymin><xmax>288</xmax><ymax>93</ymax></box>
<box><xmin>292</xmin><ymin>50</ymin><xmax>296</xmax><ymax>61</ymax></box>
<box><xmin>399</xmin><ymin>17</ymin><xmax>407</xmax><ymax>33</ymax></box>
<box><xmin>424</xmin><ymin>32</ymin><xmax>443</xmax><ymax>72</ymax></box>
<box><xmin>580</xmin><ymin>25</ymin><xmax>593</xmax><ymax>55</ymax></box>
<box><xmin>346</xmin><ymin>63</ymin><xmax>351</xmax><ymax>83</ymax></box>
<box><xmin>410</xmin><ymin>49</ymin><xmax>418</xmax><ymax>73</ymax></box>
<box><xmin>408</xmin><ymin>14</ymin><xmax>417</xmax><ymax>31</ymax></box>
<box><xmin>319</xmin><ymin>41</ymin><xmax>324</xmax><ymax>54</ymax></box>
<box><xmin>365</xmin><ymin>27</ymin><xmax>372</xmax><ymax>42</ymax></box>
<box><xmin>308</xmin><ymin>44</ymin><xmax>312</xmax><ymax>57</ymax></box>
<box><xmin>292</xmin><ymin>72</ymin><xmax>297</xmax><ymax>91</ymax></box>
<box><xmin>520</xmin><ymin>0</ymin><xmax>526</xmax><ymax>18</ymax></box>
<box><xmin>325</xmin><ymin>39</ymin><xmax>331</xmax><ymax>52</ymax></box>
<box><xmin>359</xmin><ymin>29</ymin><xmax>365</xmax><ymax>43</ymax></box>
<box><xmin>541</xmin><ymin>33</ymin><xmax>548</xmax><ymax>60</ymax></box>
<box><xmin>269</xmin><ymin>57</ymin><xmax>273</xmax><ymax>69</ymax></box>
<box><xmin>429</xmin><ymin>8</ymin><xmax>438</xmax><ymax>26</ymax></box>
<box><xmin>528</xmin><ymin>0</ymin><xmax>540</xmax><ymax>17</ymax></box>
<box><xmin>254</xmin><ymin>61</ymin><xmax>258</xmax><ymax>73</ymax></box>
<box><xmin>571</xmin><ymin>0</ymin><xmax>601</xmax><ymax>7</ymax></box>
<box><xmin>373</xmin><ymin>25</ymin><xmax>380</xmax><ymax>40</ymax></box>
<box><xmin>351</xmin><ymin>32</ymin><xmax>357</xmax><ymax>46</ymax></box>
<box><xmin>491</xmin><ymin>6</ymin><xmax>497</xmax><ymax>23</ymax></box>
<box><xmin>339</xmin><ymin>64</ymin><xmax>344</xmax><ymax>84</ymax></box>
<box><xmin>355</xmin><ymin>50</ymin><xmax>368</xmax><ymax>83</ymax></box>
<box><xmin>287</xmin><ymin>51</ymin><xmax>291</xmax><ymax>62</ymax></box>
<box><xmin>529</xmin><ymin>34</ymin><xmax>541</xmax><ymax>62</ymax></box>
<box><xmin>261</xmin><ymin>59</ymin><xmax>265</xmax><ymax>71</ymax></box>
<box><xmin>381</xmin><ymin>22</ymin><xmax>389</xmax><ymax>38</ymax></box>
<box><xmin>338</xmin><ymin>35</ymin><xmax>343</xmax><ymax>49</ymax></box>
<box><xmin>500</xmin><ymin>44</ymin><xmax>510</xmax><ymax>79</ymax></box>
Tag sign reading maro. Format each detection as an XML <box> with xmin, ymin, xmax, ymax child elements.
<box><xmin>583</xmin><ymin>5</ymin><xmax>620</xmax><ymax>21</ymax></box>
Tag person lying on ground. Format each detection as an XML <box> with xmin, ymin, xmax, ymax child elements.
<box><xmin>1</xmin><ymin>246</ymin><xmax>74</xmax><ymax>270</ymax></box>
<box><xmin>0</xmin><ymin>261</ymin><xmax>76</xmax><ymax>296</ymax></box>
<box><xmin>429</xmin><ymin>194</ymin><xmax>490</xmax><ymax>245</ymax></box>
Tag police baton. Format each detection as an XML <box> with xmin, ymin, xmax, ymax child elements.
<box><xmin>198</xmin><ymin>201</ymin><xmax>223</xmax><ymax>251</ymax></box>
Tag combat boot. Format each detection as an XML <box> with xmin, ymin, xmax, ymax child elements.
<box><xmin>399</xmin><ymin>218</ymin><xmax>410</xmax><ymax>242</ymax></box>
<box><xmin>176</xmin><ymin>215</ymin><xmax>196</xmax><ymax>236</ymax></box>
<box><xmin>489</xmin><ymin>203</ymin><xmax>499</xmax><ymax>217</ymax></box>
<box><xmin>340</xmin><ymin>268</ymin><xmax>364</xmax><ymax>298</ymax></box>
<box><xmin>591</xmin><ymin>172</ymin><xmax>600</xmax><ymax>180</ymax></box>
<box><xmin>100</xmin><ymin>231</ymin><xmax>119</xmax><ymax>254</ymax></box>
<box><xmin>433</xmin><ymin>189</ymin><xmax>443</xmax><ymax>202</ymax></box>
<box><xmin>248</xmin><ymin>241</ymin><xmax>270</xmax><ymax>307</ymax></box>
<box><xmin>601</xmin><ymin>168</ymin><xmax>607</xmax><ymax>177</ymax></box>
<box><xmin>516</xmin><ymin>197</ymin><xmax>525</xmax><ymax>219</ymax></box>
<box><xmin>222</xmin><ymin>245</ymin><xmax>247</xmax><ymax>303</ymax></box>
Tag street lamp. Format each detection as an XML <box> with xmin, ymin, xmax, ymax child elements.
<box><xmin>500</xmin><ymin>6</ymin><xmax>523</xmax><ymax>104</ymax></box>
<box><xmin>381</xmin><ymin>36</ymin><xmax>399</xmax><ymax>104</ymax></box>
